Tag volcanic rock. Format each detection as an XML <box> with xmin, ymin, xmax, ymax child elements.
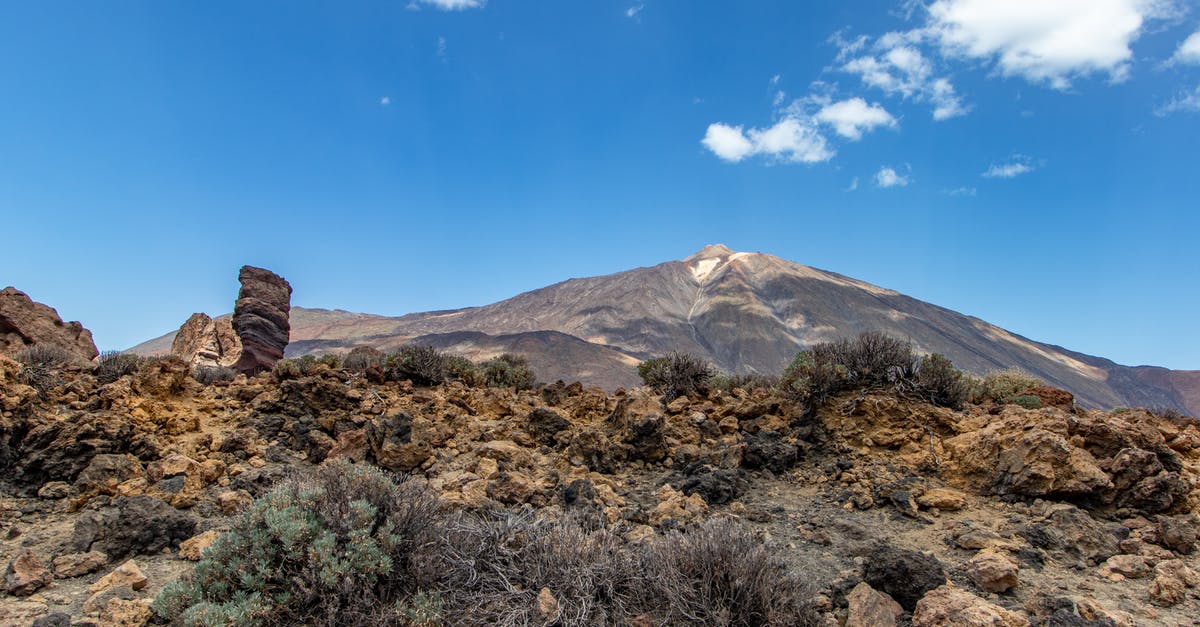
<box><xmin>231</xmin><ymin>266</ymin><xmax>292</xmax><ymax>374</ymax></box>
<box><xmin>169</xmin><ymin>313</ymin><xmax>240</xmax><ymax>368</ymax></box>
<box><xmin>911</xmin><ymin>585</ymin><xmax>1029</xmax><ymax>627</ymax></box>
<box><xmin>71</xmin><ymin>495</ymin><xmax>196</xmax><ymax>560</ymax></box>
<box><xmin>3</xmin><ymin>550</ymin><xmax>51</xmax><ymax>596</ymax></box>
<box><xmin>966</xmin><ymin>548</ymin><xmax>1019</xmax><ymax>593</ymax></box>
<box><xmin>862</xmin><ymin>545</ymin><xmax>948</xmax><ymax>611</ymax></box>
<box><xmin>0</xmin><ymin>287</ymin><xmax>98</xmax><ymax>361</ymax></box>
<box><xmin>845</xmin><ymin>582</ymin><xmax>903</xmax><ymax>627</ymax></box>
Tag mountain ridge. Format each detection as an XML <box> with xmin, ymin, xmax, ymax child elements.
<box><xmin>128</xmin><ymin>245</ymin><xmax>1199</xmax><ymax>414</ymax></box>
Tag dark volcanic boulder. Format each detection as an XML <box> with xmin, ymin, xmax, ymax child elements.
<box><xmin>231</xmin><ymin>266</ymin><xmax>292</xmax><ymax>374</ymax></box>
<box><xmin>0</xmin><ymin>287</ymin><xmax>98</xmax><ymax>361</ymax></box>
<box><xmin>862</xmin><ymin>545</ymin><xmax>948</xmax><ymax>611</ymax></box>
<box><xmin>71</xmin><ymin>495</ymin><xmax>196</xmax><ymax>560</ymax></box>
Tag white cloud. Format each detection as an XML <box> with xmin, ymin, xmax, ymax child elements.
<box><xmin>1156</xmin><ymin>84</ymin><xmax>1200</xmax><ymax>115</ymax></box>
<box><xmin>626</xmin><ymin>4</ymin><xmax>644</xmax><ymax>18</ymax></box>
<box><xmin>875</xmin><ymin>166</ymin><xmax>910</xmax><ymax>187</ymax></box>
<box><xmin>420</xmin><ymin>0</ymin><xmax>484</xmax><ymax>10</ymax></box>
<box><xmin>847</xmin><ymin>177</ymin><xmax>860</xmax><ymax>192</ymax></box>
<box><xmin>437</xmin><ymin>36</ymin><xmax>447</xmax><ymax>58</ymax></box>
<box><xmin>701</xmin><ymin>124</ymin><xmax>756</xmax><ymax>162</ymax></box>
<box><xmin>983</xmin><ymin>155</ymin><xmax>1037</xmax><ymax>178</ymax></box>
<box><xmin>841</xmin><ymin>42</ymin><xmax>969</xmax><ymax>120</ymax></box>
<box><xmin>379</xmin><ymin>96</ymin><xmax>391</xmax><ymax>106</ymax></box>
<box><xmin>1171</xmin><ymin>31</ymin><xmax>1200</xmax><ymax>65</ymax></box>
<box><xmin>814</xmin><ymin>98</ymin><xmax>898</xmax><ymax>139</ymax></box>
<box><xmin>926</xmin><ymin>0</ymin><xmax>1170</xmax><ymax>88</ymax></box>
<box><xmin>701</xmin><ymin>118</ymin><xmax>833</xmax><ymax>164</ymax></box>
<box><xmin>943</xmin><ymin>186</ymin><xmax>977</xmax><ymax>196</ymax></box>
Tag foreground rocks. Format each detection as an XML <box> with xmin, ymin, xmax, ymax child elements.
<box><xmin>2</xmin><ymin>362</ymin><xmax>1199</xmax><ymax>624</ymax></box>
<box><xmin>0</xmin><ymin>287</ymin><xmax>98</xmax><ymax>361</ymax></box>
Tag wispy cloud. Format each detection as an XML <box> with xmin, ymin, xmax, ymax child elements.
<box><xmin>1156</xmin><ymin>84</ymin><xmax>1200</xmax><ymax>116</ymax></box>
<box><xmin>625</xmin><ymin>4</ymin><xmax>644</xmax><ymax>19</ymax></box>
<box><xmin>847</xmin><ymin>177</ymin><xmax>860</xmax><ymax>192</ymax></box>
<box><xmin>701</xmin><ymin>119</ymin><xmax>833</xmax><ymax>164</ymax></box>
<box><xmin>942</xmin><ymin>186</ymin><xmax>977</xmax><ymax>196</ymax></box>
<box><xmin>1170</xmin><ymin>31</ymin><xmax>1200</xmax><ymax>65</ymax></box>
<box><xmin>875</xmin><ymin>166</ymin><xmax>910</xmax><ymax>188</ymax></box>
<box><xmin>982</xmin><ymin>154</ymin><xmax>1037</xmax><ymax>178</ymax></box>
<box><xmin>839</xmin><ymin>40</ymin><xmax>968</xmax><ymax>120</ymax></box>
<box><xmin>437</xmin><ymin>35</ymin><xmax>448</xmax><ymax>59</ymax></box>
<box><xmin>379</xmin><ymin>96</ymin><xmax>391</xmax><ymax>106</ymax></box>
<box><xmin>418</xmin><ymin>0</ymin><xmax>485</xmax><ymax>10</ymax></box>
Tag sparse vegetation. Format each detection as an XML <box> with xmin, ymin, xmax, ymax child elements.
<box><xmin>343</xmin><ymin>346</ymin><xmax>386</xmax><ymax>373</ymax></box>
<box><xmin>14</xmin><ymin>345</ymin><xmax>77</xmax><ymax>393</ymax></box>
<box><xmin>976</xmin><ymin>367</ymin><xmax>1044</xmax><ymax>406</ymax></box>
<box><xmin>93</xmin><ymin>350</ymin><xmax>142</xmax><ymax>384</ymax></box>
<box><xmin>709</xmin><ymin>372</ymin><xmax>780</xmax><ymax>394</ymax></box>
<box><xmin>154</xmin><ymin>460</ymin><xmax>446</xmax><ymax>626</ymax></box>
<box><xmin>481</xmin><ymin>353</ymin><xmax>537</xmax><ymax>390</ymax></box>
<box><xmin>638</xmin><ymin>352</ymin><xmax>715</xmax><ymax>401</ymax></box>
<box><xmin>155</xmin><ymin>462</ymin><xmax>815</xmax><ymax>627</ymax></box>
<box><xmin>272</xmin><ymin>355</ymin><xmax>327</xmax><ymax>380</ymax></box>
<box><xmin>912</xmin><ymin>353</ymin><xmax>972</xmax><ymax>410</ymax></box>
<box><xmin>387</xmin><ymin>345</ymin><xmax>451</xmax><ymax>386</ymax></box>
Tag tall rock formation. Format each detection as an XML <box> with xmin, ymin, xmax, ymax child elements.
<box><xmin>169</xmin><ymin>267</ymin><xmax>291</xmax><ymax>374</ymax></box>
<box><xmin>231</xmin><ymin>267</ymin><xmax>292</xmax><ymax>373</ymax></box>
<box><xmin>0</xmin><ymin>287</ymin><xmax>98</xmax><ymax>361</ymax></box>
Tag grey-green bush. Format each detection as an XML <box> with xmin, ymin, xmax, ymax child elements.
<box><xmin>481</xmin><ymin>353</ymin><xmax>536</xmax><ymax>390</ymax></box>
<box><xmin>153</xmin><ymin>460</ymin><xmax>445</xmax><ymax>626</ymax></box>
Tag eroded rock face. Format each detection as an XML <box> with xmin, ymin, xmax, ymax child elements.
<box><xmin>231</xmin><ymin>266</ymin><xmax>292</xmax><ymax>374</ymax></box>
<box><xmin>169</xmin><ymin>313</ymin><xmax>240</xmax><ymax>368</ymax></box>
<box><xmin>0</xmin><ymin>287</ymin><xmax>98</xmax><ymax>361</ymax></box>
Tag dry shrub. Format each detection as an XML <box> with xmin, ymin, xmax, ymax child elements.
<box><xmin>642</xmin><ymin>518</ymin><xmax>816</xmax><ymax>626</ymax></box>
<box><xmin>94</xmin><ymin>351</ymin><xmax>142</xmax><ymax>384</ymax></box>
<box><xmin>912</xmin><ymin>353</ymin><xmax>971</xmax><ymax>410</ymax></box>
<box><xmin>638</xmin><ymin>352</ymin><xmax>715</xmax><ymax>401</ymax></box>
<box><xmin>14</xmin><ymin>345</ymin><xmax>77</xmax><ymax>393</ymax></box>
<box><xmin>781</xmin><ymin>332</ymin><xmax>916</xmax><ymax>407</ymax></box>
<box><xmin>343</xmin><ymin>346</ymin><xmax>386</xmax><ymax>373</ymax></box>
<box><xmin>387</xmin><ymin>345</ymin><xmax>451</xmax><ymax>386</ymax></box>
<box><xmin>978</xmin><ymin>368</ymin><xmax>1044</xmax><ymax>406</ymax></box>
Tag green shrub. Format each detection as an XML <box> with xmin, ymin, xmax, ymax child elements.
<box><xmin>637</xmin><ymin>352</ymin><xmax>714</xmax><ymax>401</ymax></box>
<box><xmin>912</xmin><ymin>353</ymin><xmax>971</xmax><ymax>410</ymax></box>
<box><xmin>193</xmin><ymin>366</ymin><xmax>238</xmax><ymax>385</ymax></box>
<box><xmin>154</xmin><ymin>460</ymin><xmax>445</xmax><ymax>626</ymax></box>
<box><xmin>343</xmin><ymin>346</ymin><xmax>386</xmax><ymax>373</ymax></box>
<box><xmin>1012</xmin><ymin>394</ymin><xmax>1043</xmax><ymax>410</ymax></box>
<box><xmin>387</xmin><ymin>345</ymin><xmax>451</xmax><ymax>386</ymax></box>
<box><xmin>94</xmin><ymin>351</ymin><xmax>143</xmax><ymax>384</ymax></box>
<box><xmin>977</xmin><ymin>368</ymin><xmax>1043</xmax><ymax>406</ymax></box>
<box><xmin>272</xmin><ymin>356</ymin><xmax>326</xmax><ymax>380</ymax></box>
<box><xmin>444</xmin><ymin>355</ymin><xmax>484</xmax><ymax>387</ymax></box>
<box><xmin>780</xmin><ymin>332</ymin><xmax>917</xmax><ymax>407</ymax></box>
<box><xmin>709</xmin><ymin>373</ymin><xmax>780</xmax><ymax>394</ymax></box>
<box><xmin>481</xmin><ymin>353</ymin><xmax>536</xmax><ymax>390</ymax></box>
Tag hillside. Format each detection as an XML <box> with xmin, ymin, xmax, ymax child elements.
<box><xmin>129</xmin><ymin>245</ymin><xmax>1200</xmax><ymax>414</ymax></box>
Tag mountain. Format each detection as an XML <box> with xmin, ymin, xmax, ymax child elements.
<box><xmin>129</xmin><ymin>245</ymin><xmax>1200</xmax><ymax>414</ymax></box>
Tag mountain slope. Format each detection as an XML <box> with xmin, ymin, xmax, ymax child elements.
<box><xmin>130</xmin><ymin>245</ymin><xmax>1199</xmax><ymax>413</ymax></box>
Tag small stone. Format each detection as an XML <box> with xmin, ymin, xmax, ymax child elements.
<box><xmin>99</xmin><ymin>597</ymin><xmax>153</xmax><ymax>626</ymax></box>
<box><xmin>52</xmin><ymin>551</ymin><xmax>108</xmax><ymax>578</ymax></box>
<box><xmin>1148</xmin><ymin>559</ymin><xmax>1199</xmax><ymax>607</ymax></box>
<box><xmin>36</xmin><ymin>482</ymin><xmax>71</xmax><ymax>499</ymax></box>
<box><xmin>178</xmin><ymin>530</ymin><xmax>221</xmax><ymax>561</ymax></box>
<box><xmin>0</xmin><ymin>601</ymin><xmax>49</xmax><ymax>625</ymax></box>
<box><xmin>537</xmin><ymin>587</ymin><xmax>560</xmax><ymax>621</ymax></box>
<box><xmin>966</xmin><ymin>548</ymin><xmax>1019</xmax><ymax>593</ymax></box>
<box><xmin>845</xmin><ymin>582</ymin><xmax>904</xmax><ymax>627</ymax></box>
<box><xmin>83</xmin><ymin>584</ymin><xmax>138</xmax><ymax>614</ymax></box>
<box><xmin>917</xmin><ymin>488</ymin><xmax>967</xmax><ymax>511</ymax></box>
<box><xmin>216</xmin><ymin>490</ymin><xmax>253</xmax><ymax>515</ymax></box>
<box><xmin>4</xmin><ymin>549</ymin><xmax>52</xmax><ymax>596</ymax></box>
<box><xmin>89</xmin><ymin>559</ymin><xmax>147</xmax><ymax>594</ymax></box>
<box><xmin>1097</xmin><ymin>554</ymin><xmax>1151</xmax><ymax>580</ymax></box>
<box><xmin>911</xmin><ymin>584</ymin><xmax>1029</xmax><ymax>627</ymax></box>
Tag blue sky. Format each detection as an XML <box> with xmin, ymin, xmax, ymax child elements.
<box><xmin>1</xmin><ymin>0</ymin><xmax>1198</xmax><ymax>370</ymax></box>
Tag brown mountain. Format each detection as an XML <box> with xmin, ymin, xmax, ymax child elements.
<box><xmin>129</xmin><ymin>245</ymin><xmax>1200</xmax><ymax>414</ymax></box>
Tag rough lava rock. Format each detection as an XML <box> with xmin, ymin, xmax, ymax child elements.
<box><xmin>169</xmin><ymin>312</ymin><xmax>241</xmax><ymax>368</ymax></box>
<box><xmin>231</xmin><ymin>266</ymin><xmax>292</xmax><ymax>374</ymax></box>
<box><xmin>0</xmin><ymin>287</ymin><xmax>98</xmax><ymax>361</ymax></box>
<box><xmin>862</xmin><ymin>544</ymin><xmax>948</xmax><ymax>611</ymax></box>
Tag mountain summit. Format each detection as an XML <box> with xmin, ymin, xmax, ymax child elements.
<box><xmin>131</xmin><ymin>246</ymin><xmax>1200</xmax><ymax>414</ymax></box>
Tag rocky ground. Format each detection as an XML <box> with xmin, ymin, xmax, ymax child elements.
<box><xmin>2</xmin><ymin>354</ymin><xmax>1198</xmax><ymax>626</ymax></box>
